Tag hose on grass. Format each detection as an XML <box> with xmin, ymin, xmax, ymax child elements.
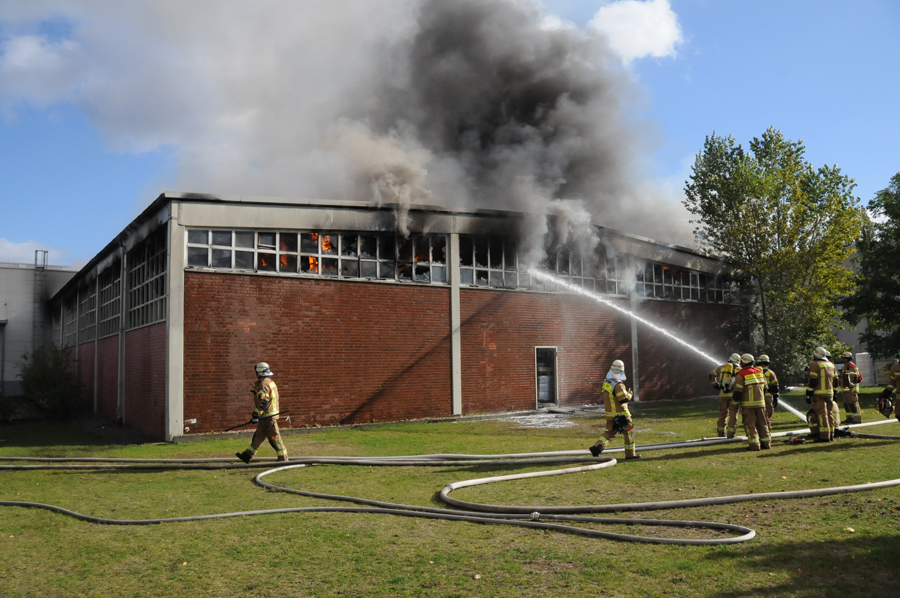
<box><xmin>1</xmin><ymin>419</ymin><xmax>899</xmax><ymax>544</ymax></box>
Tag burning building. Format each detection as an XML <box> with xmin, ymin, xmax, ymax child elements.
<box><xmin>49</xmin><ymin>192</ymin><xmax>742</xmax><ymax>440</ymax></box>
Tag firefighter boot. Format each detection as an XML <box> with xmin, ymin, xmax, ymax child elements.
<box><xmin>276</xmin><ymin>455</ymin><xmax>288</xmax><ymax>462</ymax></box>
<box><xmin>588</xmin><ymin>445</ymin><xmax>603</xmax><ymax>457</ymax></box>
<box><xmin>236</xmin><ymin>450</ymin><xmax>253</xmax><ymax>464</ymax></box>
<box><xmin>761</xmin><ymin>442</ymin><xmax>771</xmax><ymax>450</ymax></box>
<box><xmin>625</xmin><ymin>454</ymin><xmax>643</xmax><ymax>460</ymax></box>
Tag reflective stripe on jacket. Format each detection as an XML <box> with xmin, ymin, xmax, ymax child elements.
<box><xmin>807</xmin><ymin>360</ymin><xmax>836</xmax><ymax>396</ymax></box>
<box><xmin>254</xmin><ymin>377</ymin><xmax>280</xmax><ymax>417</ymax></box>
<box><xmin>711</xmin><ymin>363</ymin><xmax>739</xmax><ymax>396</ymax></box>
<box><xmin>733</xmin><ymin>367</ymin><xmax>766</xmax><ymax>408</ymax></box>
<box><xmin>840</xmin><ymin>362</ymin><xmax>861</xmax><ymax>391</ymax></box>
<box><xmin>602</xmin><ymin>380</ymin><xmax>632</xmax><ymax>417</ymax></box>
<box><xmin>763</xmin><ymin>368</ymin><xmax>779</xmax><ymax>397</ymax></box>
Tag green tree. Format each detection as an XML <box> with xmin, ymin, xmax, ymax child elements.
<box><xmin>841</xmin><ymin>172</ymin><xmax>900</xmax><ymax>357</ymax></box>
<box><xmin>683</xmin><ymin>127</ymin><xmax>867</xmax><ymax>377</ymax></box>
<box><xmin>18</xmin><ymin>345</ymin><xmax>85</xmax><ymax>419</ymax></box>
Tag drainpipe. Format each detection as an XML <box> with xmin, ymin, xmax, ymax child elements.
<box><xmin>449</xmin><ymin>233</ymin><xmax>462</xmax><ymax>416</ymax></box>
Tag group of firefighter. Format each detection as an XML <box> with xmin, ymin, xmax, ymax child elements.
<box><xmin>711</xmin><ymin>348</ymin><xmax>900</xmax><ymax>450</ymax></box>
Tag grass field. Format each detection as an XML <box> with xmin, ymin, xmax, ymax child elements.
<box><xmin>1</xmin><ymin>390</ymin><xmax>899</xmax><ymax>598</ymax></box>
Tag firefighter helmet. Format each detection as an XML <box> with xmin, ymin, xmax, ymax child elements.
<box><xmin>813</xmin><ymin>346</ymin><xmax>828</xmax><ymax>360</ymax></box>
<box><xmin>841</xmin><ymin>351</ymin><xmax>853</xmax><ymax>359</ymax></box>
<box><xmin>757</xmin><ymin>354</ymin><xmax>770</xmax><ymax>365</ymax></box>
<box><xmin>740</xmin><ymin>353</ymin><xmax>754</xmax><ymax>365</ymax></box>
<box><xmin>255</xmin><ymin>362</ymin><xmax>273</xmax><ymax>377</ymax></box>
<box><xmin>729</xmin><ymin>353</ymin><xmax>741</xmax><ymax>364</ymax></box>
<box><xmin>878</xmin><ymin>390</ymin><xmax>894</xmax><ymax>418</ymax></box>
<box><xmin>611</xmin><ymin>359</ymin><xmax>625</xmax><ymax>373</ymax></box>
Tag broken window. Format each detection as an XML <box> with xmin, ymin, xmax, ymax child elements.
<box><xmin>126</xmin><ymin>226</ymin><xmax>167</xmax><ymax>330</ymax></box>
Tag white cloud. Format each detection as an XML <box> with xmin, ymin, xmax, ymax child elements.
<box><xmin>0</xmin><ymin>238</ymin><xmax>71</xmax><ymax>265</ymax></box>
<box><xmin>588</xmin><ymin>0</ymin><xmax>683</xmax><ymax>64</ymax></box>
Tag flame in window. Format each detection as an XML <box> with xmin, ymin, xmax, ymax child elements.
<box><xmin>308</xmin><ymin>256</ymin><xmax>319</xmax><ymax>271</ymax></box>
<box><xmin>322</xmin><ymin>235</ymin><xmax>333</xmax><ymax>252</ymax></box>
<box><xmin>280</xmin><ymin>254</ymin><xmax>289</xmax><ymax>268</ymax></box>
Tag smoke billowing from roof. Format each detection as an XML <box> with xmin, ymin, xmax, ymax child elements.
<box><xmin>0</xmin><ymin>0</ymin><xmax>694</xmax><ymax>255</ymax></box>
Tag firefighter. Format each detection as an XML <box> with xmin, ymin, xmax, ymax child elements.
<box><xmin>710</xmin><ymin>353</ymin><xmax>742</xmax><ymax>438</ymax></box>
<box><xmin>885</xmin><ymin>351</ymin><xmax>900</xmax><ymax>421</ymax></box>
<box><xmin>756</xmin><ymin>354</ymin><xmax>779</xmax><ymax>424</ymax></box>
<box><xmin>732</xmin><ymin>354</ymin><xmax>770</xmax><ymax>450</ymax></box>
<box><xmin>806</xmin><ymin>347</ymin><xmax>837</xmax><ymax>441</ymax></box>
<box><xmin>839</xmin><ymin>351</ymin><xmax>863</xmax><ymax>424</ymax></box>
<box><xmin>589</xmin><ymin>359</ymin><xmax>642</xmax><ymax>460</ymax></box>
<box><xmin>236</xmin><ymin>362</ymin><xmax>289</xmax><ymax>463</ymax></box>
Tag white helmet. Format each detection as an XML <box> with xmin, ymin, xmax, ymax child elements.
<box><xmin>255</xmin><ymin>362</ymin><xmax>273</xmax><ymax>377</ymax></box>
<box><xmin>813</xmin><ymin>347</ymin><xmax>828</xmax><ymax>360</ymax></box>
<box><xmin>841</xmin><ymin>351</ymin><xmax>853</xmax><ymax>359</ymax></box>
<box><xmin>757</xmin><ymin>354</ymin><xmax>770</xmax><ymax>364</ymax></box>
<box><xmin>740</xmin><ymin>353</ymin><xmax>754</xmax><ymax>365</ymax></box>
<box><xmin>729</xmin><ymin>353</ymin><xmax>741</xmax><ymax>364</ymax></box>
<box><xmin>611</xmin><ymin>359</ymin><xmax>625</xmax><ymax>374</ymax></box>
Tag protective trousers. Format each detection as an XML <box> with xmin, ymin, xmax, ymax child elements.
<box><xmin>809</xmin><ymin>397</ymin><xmax>835</xmax><ymax>440</ymax></box>
<box><xmin>742</xmin><ymin>406</ymin><xmax>771</xmax><ymax>450</ymax></box>
<box><xmin>842</xmin><ymin>389</ymin><xmax>862</xmax><ymax>424</ymax></box>
<box><xmin>248</xmin><ymin>418</ymin><xmax>288</xmax><ymax>460</ymax></box>
<box><xmin>598</xmin><ymin>417</ymin><xmax>636</xmax><ymax>458</ymax></box>
<box><xmin>717</xmin><ymin>398</ymin><xmax>740</xmax><ymax>438</ymax></box>
<box><xmin>764</xmin><ymin>396</ymin><xmax>774</xmax><ymax>423</ymax></box>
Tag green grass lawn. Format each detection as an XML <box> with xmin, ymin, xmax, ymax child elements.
<box><xmin>1</xmin><ymin>390</ymin><xmax>899</xmax><ymax>598</ymax></box>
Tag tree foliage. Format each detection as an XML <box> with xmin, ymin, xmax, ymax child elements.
<box><xmin>841</xmin><ymin>172</ymin><xmax>900</xmax><ymax>357</ymax></box>
<box><xmin>18</xmin><ymin>345</ymin><xmax>85</xmax><ymax>419</ymax></box>
<box><xmin>683</xmin><ymin>128</ymin><xmax>867</xmax><ymax>376</ymax></box>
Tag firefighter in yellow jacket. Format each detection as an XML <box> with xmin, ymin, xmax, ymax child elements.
<box><xmin>732</xmin><ymin>354</ymin><xmax>771</xmax><ymax>450</ymax></box>
<box><xmin>806</xmin><ymin>347</ymin><xmax>837</xmax><ymax>441</ymax></box>
<box><xmin>756</xmin><ymin>354</ymin><xmax>779</xmax><ymax>424</ymax></box>
<box><xmin>236</xmin><ymin>362</ymin><xmax>288</xmax><ymax>463</ymax></box>
<box><xmin>589</xmin><ymin>359</ymin><xmax>642</xmax><ymax>460</ymax></box>
<box><xmin>710</xmin><ymin>353</ymin><xmax>742</xmax><ymax>438</ymax></box>
<box><xmin>883</xmin><ymin>352</ymin><xmax>900</xmax><ymax>421</ymax></box>
<box><xmin>839</xmin><ymin>351</ymin><xmax>863</xmax><ymax>424</ymax></box>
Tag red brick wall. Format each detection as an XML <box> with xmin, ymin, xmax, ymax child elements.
<box><xmin>460</xmin><ymin>289</ymin><xmax>632</xmax><ymax>411</ymax></box>
<box><xmin>76</xmin><ymin>342</ymin><xmax>95</xmax><ymax>411</ymax></box>
<box><xmin>124</xmin><ymin>323</ymin><xmax>166</xmax><ymax>438</ymax></box>
<box><xmin>183</xmin><ymin>273</ymin><xmax>452</xmax><ymax>432</ymax></box>
<box><xmin>96</xmin><ymin>335</ymin><xmax>119</xmax><ymax>421</ymax></box>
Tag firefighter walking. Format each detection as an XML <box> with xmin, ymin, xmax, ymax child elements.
<box><xmin>589</xmin><ymin>359</ymin><xmax>642</xmax><ymax>460</ymax></box>
<box><xmin>710</xmin><ymin>353</ymin><xmax>742</xmax><ymax>438</ymax></box>
<box><xmin>839</xmin><ymin>351</ymin><xmax>863</xmax><ymax>424</ymax></box>
<box><xmin>806</xmin><ymin>347</ymin><xmax>837</xmax><ymax>441</ymax></box>
<box><xmin>732</xmin><ymin>354</ymin><xmax>771</xmax><ymax>451</ymax></box>
<box><xmin>756</xmin><ymin>354</ymin><xmax>779</xmax><ymax>424</ymax></box>
<box><xmin>884</xmin><ymin>352</ymin><xmax>900</xmax><ymax>421</ymax></box>
<box><xmin>236</xmin><ymin>362</ymin><xmax>289</xmax><ymax>463</ymax></box>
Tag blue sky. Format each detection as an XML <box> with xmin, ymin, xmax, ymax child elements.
<box><xmin>1</xmin><ymin>0</ymin><xmax>898</xmax><ymax>267</ymax></box>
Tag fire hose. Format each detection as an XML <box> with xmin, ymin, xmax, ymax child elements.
<box><xmin>1</xmin><ymin>419</ymin><xmax>899</xmax><ymax>545</ymax></box>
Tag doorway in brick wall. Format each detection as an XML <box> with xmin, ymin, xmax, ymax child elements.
<box><xmin>535</xmin><ymin>347</ymin><xmax>558</xmax><ymax>408</ymax></box>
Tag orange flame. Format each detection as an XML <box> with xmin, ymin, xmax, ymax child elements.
<box><xmin>322</xmin><ymin>235</ymin><xmax>333</xmax><ymax>252</ymax></box>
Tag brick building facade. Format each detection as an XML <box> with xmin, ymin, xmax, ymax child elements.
<box><xmin>51</xmin><ymin>193</ymin><xmax>743</xmax><ymax>440</ymax></box>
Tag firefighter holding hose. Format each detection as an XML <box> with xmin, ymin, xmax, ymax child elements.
<box><xmin>589</xmin><ymin>359</ymin><xmax>642</xmax><ymax>460</ymax></box>
<box><xmin>839</xmin><ymin>351</ymin><xmax>863</xmax><ymax>424</ymax></box>
<box><xmin>806</xmin><ymin>347</ymin><xmax>837</xmax><ymax>441</ymax></box>
<box><xmin>236</xmin><ymin>362</ymin><xmax>289</xmax><ymax>463</ymax></box>
<box><xmin>710</xmin><ymin>353</ymin><xmax>742</xmax><ymax>438</ymax></box>
<box><xmin>881</xmin><ymin>352</ymin><xmax>900</xmax><ymax>420</ymax></box>
<box><xmin>732</xmin><ymin>354</ymin><xmax>771</xmax><ymax>450</ymax></box>
<box><xmin>756</xmin><ymin>354</ymin><xmax>779</xmax><ymax>424</ymax></box>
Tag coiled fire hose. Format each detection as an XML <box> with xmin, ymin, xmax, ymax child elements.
<box><xmin>1</xmin><ymin>419</ymin><xmax>898</xmax><ymax>545</ymax></box>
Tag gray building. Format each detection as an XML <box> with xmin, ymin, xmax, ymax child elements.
<box><xmin>0</xmin><ymin>255</ymin><xmax>74</xmax><ymax>396</ymax></box>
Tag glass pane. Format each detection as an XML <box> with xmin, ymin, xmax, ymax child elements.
<box><xmin>322</xmin><ymin>258</ymin><xmax>338</xmax><ymax>276</ymax></box>
<box><xmin>476</xmin><ymin>269</ymin><xmax>489</xmax><ymax>286</ymax></box>
<box><xmin>459</xmin><ymin>237</ymin><xmax>473</xmax><ymax>266</ymax></box>
<box><xmin>655</xmin><ymin>284</ymin><xmax>664</xmax><ymax>299</ymax></box>
<box><xmin>378</xmin><ymin>261</ymin><xmax>395</xmax><ymax>280</ymax></box>
<box><xmin>380</xmin><ymin>235</ymin><xmax>395</xmax><ymax>261</ymax></box>
<box><xmin>301</xmin><ymin>256</ymin><xmax>318</xmax><ymax>274</ymax></box>
<box><xmin>414</xmin><ymin>237</ymin><xmax>430</xmax><ymax>263</ymax></box>
<box><xmin>340</xmin><ymin>259</ymin><xmax>359</xmax><ymax>278</ymax></box>
<box><xmin>414</xmin><ymin>265</ymin><xmax>431</xmax><ymax>282</ymax></box>
<box><xmin>691</xmin><ymin>288</ymin><xmax>699</xmax><ymax>301</ymax></box>
<box><xmin>211</xmin><ymin>249</ymin><xmax>231</xmax><ymax>268</ymax></box>
<box><xmin>504</xmin><ymin>241</ymin><xmax>517</xmax><ymax>271</ymax></box>
<box><xmin>300</xmin><ymin>233</ymin><xmax>318</xmax><ymax>253</ymax></box>
<box><xmin>235</xmin><ymin>231</ymin><xmax>254</xmax><ymax>248</ymax></box>
<box><xmin>607</xmin><ymin>281</ymin><xmax>618</xmax><ymax>294</ymax></box>
<box><xmin>503</xmin><ymin>271</ymin><xmax>516</xmax><ymax>288</ymax></box>
<box><xmin>257</xmin><ymin>253</ymin><xmax>277</xmax><ymax>271</ymax></box>
<box><xmin>235</xmin><ymin>251</ymin><xmax>254</xmax><ymax>270</ymax></box>
<box><xmin>187</xmin><ymin>247</ymin><xmax>208</xmax><ymax>267</ymax></box>
<box><xmin>489</xmin><ymin>238</ymin><xmax>503</xmax><ymax>269</ymax></box>
<box><xmin>557</xmin><ymin>248</ymin><xmax>570</xmax><ymax>275</ymax></box>
<box><xmin>360</xmin><ymin>260</ymin><xmax>377</xmax><ymax>278</ymax></box>
<box><xmin>474</xmin><ymin>238</ymin><xmax>488</xmax><ymax>268</ymax></box>
<box><xmin>432</xmin><ymin>236</ymin><xmax>446</xmax><ymax>265</ymax></box>
<box><xmin>571</xmin><ymin>252</ymin><xmax>582</xmax><ymax>277</ymax></box>
<box><xmin>188</xmin><ymin>230</ymin><xmax>208</xmax><ymax>245</ymax></box>
<box><xmin>398</xmin><ymin>237</ymin><xmax>412</xmax><ymax>263</ymax></box>
<box><xmin>341</xmin><ymin>235</ymin><xmax>358</xmax><ymax>257</ymax></box>
<box><xmin>518</xmin><ymin>273</ymin><xmax>531</xmax><ymax>288</ymax></box>
<box><xmin>663</xmin><ymin>267</ymin><xmax>673</xmax><ymax>285</ymax></box>
<box><xmin>258</xmin><ymin>232</ymin><xmax>276</xmax><ymax>250</ymax></box>
<box><xmin>359</xmin><ymin>235</ymin><xmax>376</xmax><ymax>259</ymax></box>
<box><xmin>490</xmin><ymin>271</ymin><xmax>503</xmax><ymax>287</ymax></box>
<box><xmin>279</xmin><ymin>233</ymin><xmax>297</xmax><ymax>253</ymax></box>
<box><xmin>398</xmin><ymin>263</ymin><xmax>413</xmax><ymax>280</ymax></box>
<box><xmin>460</xmin><ymin>268</ymin><xmax>474</xmax><ymax>285</ymax></box>
<box><xmin>279</xmin><ymin>253</ymin><xmax>297</xmax><ymax>272</ymax></box>
<box><xmin>212</xmin><ymin>231</ymin><xmax>232</xmax><ymax>247</ymax></box>
<box><xmin>321</xmin><ymin>234</ymin><xmax>336</xmax><ymax>255</ymax></box>
<box><xmin>432</xmin><ymin>266</ymin><xmax>446</xmax><ymax>283</ymax></box>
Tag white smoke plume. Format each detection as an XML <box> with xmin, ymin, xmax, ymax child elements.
<box><xmin>0</xmin><ymin>0</ymin><xmax>694</xmax><ymax>251</ymax></box>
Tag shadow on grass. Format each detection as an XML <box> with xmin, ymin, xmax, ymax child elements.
<box><xmin>705</xmin><ymin>534</ymin><xmax>900</xmax><ymax>598</ymax></box>
<box><xmin>0</xmin><ymin>421</ymin><xmax>114</xmax><ymax>449</ymax></box>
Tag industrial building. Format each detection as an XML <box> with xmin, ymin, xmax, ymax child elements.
<box><xmin>48</xmin><ymin>192</ymin><xmax>743</xmax><ymax>441</ymax></box>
